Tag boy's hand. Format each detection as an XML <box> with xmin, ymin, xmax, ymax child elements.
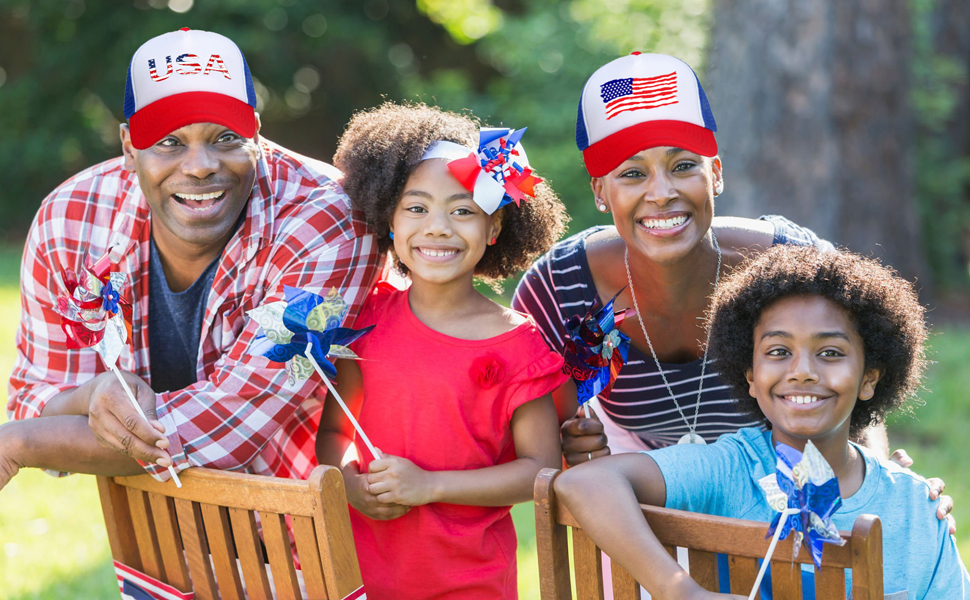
<box><xmin>890</xmin><ymin>448</ymin><xmax>956</xmax><ymax>534</ymax></box>
<box><xmin>366</xmin><ymin>454</ymin><xmax>436</xmax><ymax>506</ymax></box>
<box><xmin>341</xmin><ymin>462</ymin><xmax>410</xmax><ymax>521</ymax></box>
<box><xmin>561</xmin><ymin>407</ymin><xmax>611</xmax><ymax>467</ymax></box>
<box><xmin>86</xmin><ymin>371</ymin><xmax>170</xmax><ymax>466</ymax></box>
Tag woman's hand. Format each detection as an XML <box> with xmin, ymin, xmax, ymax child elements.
<box><xmin>890</xmin><ymin>448</ymin><xmax>956</xmax><ymax>534</ymax></box>
<box><xmin>341</xmin><ymin>462</ymin><xmax>410</xmax><ymax>521</ymax></box>
<box><xmin>366</xmin><ymin>453</ymin><xmax>437</xmax><ymax>506</ymax></box>
<box><xmin>561</xmin><ymin>407</ymin><xmax>611</xmax><ymax>467</ymax></box>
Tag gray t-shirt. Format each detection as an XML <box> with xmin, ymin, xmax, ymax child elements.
<box><xmin>148</xmin><ymin>238</ymin><xmax>219</xmax><ymax>393</ymax></box>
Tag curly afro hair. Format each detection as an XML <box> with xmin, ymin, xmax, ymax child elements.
<box><xmin>706</xmin><ymin>245</ymin><xmax>928</xmax><ymax>436</ymax></box>
<box><xmin>334</xmin><ymin>101</ymin><xmax>569</xmax><ymax>283</ymax></box>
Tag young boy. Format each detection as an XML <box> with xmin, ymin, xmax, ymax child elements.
<box><xmin>555</xmin><ymin>246</ymin><xmax>969</xmax><ymax>599</ymax></box>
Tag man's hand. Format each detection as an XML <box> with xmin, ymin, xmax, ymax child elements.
<box><xmin>366</xmin><ymin>454</ymin><xmax>436</xmax><ymax>507</ymax></box>
<box><xmin>561</xmin><ymin>407</ymin><xmax>611</xmax><ymax>467</ymax></box>
<box><xmin>341</xmin><ymin>462</ymin><xmax>410</xmax><ymax>521</ymax></box>
<box><xmin>87</xmin><ymin>371</ymin><xmax>172</xmax><ymax>467</ymax></box>
<box><xmin>0</xmin><ymin>422</ymin><xmax>27</xmax><ymax>492</ymax></box>
<box><xmin>890</xmin><ymin>448</ymin><xmax>956</xmax><ymax>534</ymax></box>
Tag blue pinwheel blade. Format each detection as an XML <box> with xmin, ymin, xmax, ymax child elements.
<box><xmin>281</xmin><ymin>286</ymin><xmax>325</xmax><ymax>335</ymax></box>
<box><xmin>331</xmin><ymin>324</ymin><xmax>375</xmax><ymax>347</ymax></box>
<box><xmin>261</xmin><ymin>342</ymin><xmax>302</xmax><ymax>364</ymax></box>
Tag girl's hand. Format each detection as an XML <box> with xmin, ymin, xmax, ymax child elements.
<box><xmin>561</xmin><ymin>407</ymin><xmax>611</xmax><ymax>467</ymax></box>
<box><xmin>341</xmin><ymin>462</ymin><xmax>410</xmax><ymax>521</ymax></box>
<box><xmin>890</xmin><ymin>448</ymin><xmax>956</xmax><ymax>534</ymax></box>
<box><xmin>366</xmin><ymin>454</ymin><xmax>436</xmax><ymax>506</ymax></box>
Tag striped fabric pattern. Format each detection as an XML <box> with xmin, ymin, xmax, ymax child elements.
<box><xmin>512</xmin><ymin>219</ymin><xmax>828</xmax><ymax>449</ymax></box>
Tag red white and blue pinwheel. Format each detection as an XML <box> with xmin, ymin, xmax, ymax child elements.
<box><xmin>248</xmin><ymin>286</ymin><xmax>379</xmax><ymax>458</ymax></box>
<box><xmin>422</xmin><ymin>127</ymin><xmax>543</xmax><ymax>215</ymax></box>
<box><xmin>55</xmin><ymin>251</ymin><xmax>130</xmax><ymax>359</ymax></box>
<box><xmin>54</xmin><ymin>250</ymin><xmax>182</xmax><ymax>486</ymax></box>
<box><xmin>561</xmin><ymin>289</ymin><xmax>634</xmax><ymax>417</ymax></box>
<box><xmin>749</xmin><ymin>440</ymin><xmax>846</xmax><ymax>598</ymax></box>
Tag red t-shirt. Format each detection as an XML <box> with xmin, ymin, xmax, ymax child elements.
<box><xmin>349</xmin><ymin>283</ymin><xmax>567</xmax><ymax>599</ymax></box>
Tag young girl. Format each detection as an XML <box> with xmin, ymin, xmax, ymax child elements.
<box><xmin>316</xmin><ymin>102</ymin><xmax>570</xmax><ymax>599</ymax></box>
<box><xmin>555</xmin><ymin>245</ymin><xmax>969</xmax><ymax>599</ymax></box>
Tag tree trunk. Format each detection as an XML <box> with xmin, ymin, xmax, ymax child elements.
<box><xmin>706</xmin><ymin>0</ymin><xmax>930</xmax><ymax>288</ymax></box>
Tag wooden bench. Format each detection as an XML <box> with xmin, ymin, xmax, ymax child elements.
<box><xmin>97</xmin><ymin>465</ymin><xmax>362</xmax><ymax>600</ymax></box>
<box><xmin>534</xmin><ymin>468</ymin><xmax>884</xmax><ymax>599</ymax></box>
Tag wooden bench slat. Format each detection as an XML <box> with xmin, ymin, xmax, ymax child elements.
<box><xmin>115</xmin><ymin>470</ymin><xmax>316</xmax><ymax>515</ymax></box>
<box><xmin>816</xmin><ymin>565</ymin><xmax>847</xmax><ymax>598</ymax></box>
<box><xmin>770</xmin><ymin>559</ymin><xmax>802</xmax><ymax>600</ymax></box>
<box><xmin>147</xmin><ymin>493</ymin><xmax>191</xmax><ymax>592</ymax></box>
<box><xmin>851</xmin><ymin>516</ymin><xmax>884</xmax><ymax>600</ymax></box>
<box><xmin>200</xmin><ymin>503</ymin><xmax>245</xmax><ymax>600</ymax></box>
<box><xmin>97</xmin><ymin>477</ymin><xmax>142</xmax><ymax>571</ymax></box>
<box><xmin>535</xmin><ymin>470</ymin><xmax>572</xmax><ymax>600</ymax></box>
<box><xmin>126</xmin><ymin>487</ymin><xmax>163</xmax><ymax>581</ymax></box>
<box><xmin>309</xmin><ymin>467</ymin><xmax>363</xmax><ymax>600</ymax></box>
<box><xmin>610</xmin><ymin>562</ymin><xmax>640</xmax><ymax>600</ymax></box>
<box><xmin>229</xmin><ymin>507</ymin><xmax>273</xmax><ymax>600</ymax></box>
<box><xmin>292</xmin><ymin>515</ymin><xmax>330</xmax><ymax>600</ymax></box>
<box><xmin>728</xmin><ymin>555</ymin><xmax>760</xmax><ymax>595</ymax></box>
<box><xmin>262</xmin><ymin>512</ymin><xmax>303</xmax><ymax>600</ymax></box>
<box><xmin>687</xmin><ymin>549</ymin><xmax>719</xmax><ymax>591</ymax></box>
<box><xmin>570</xmin><ymin>529</ymin><xmax>604</xmax><ymax>600</ymax></box>
<box><xmin>174</xmin><ymin>499</ymin><xmax>218</xmax><ymax>600</ymax></box>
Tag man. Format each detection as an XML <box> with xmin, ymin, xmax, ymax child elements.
<box><xmin>0</xmin><ymin>28</ymin><xmax>380</xmax><ymax>488</ymax></box>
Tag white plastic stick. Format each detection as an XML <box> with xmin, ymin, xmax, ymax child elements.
<box><xmin>109</xmin><ymin>364</ymin><xmax>182</xmax><ymax>488</ymax></box>
<box><xmin>582</xmin><ymin>402</ymin><xmax>591</xmax><ymax>419</ymax></box>
<box><xmin>749</xmin><ymin>507</ymin><xmax>800</xmax><ymax>599</ymax></box>
<box><xmin>304</xmin><ymin>344</ymin><xmax>381</xmax><ymax>460</ymax></box>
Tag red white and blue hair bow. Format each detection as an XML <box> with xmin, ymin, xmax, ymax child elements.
<box><xmin>421</xmin><ymin>127</ymin><xmax>543</xmax><ymax>215</ymax></box>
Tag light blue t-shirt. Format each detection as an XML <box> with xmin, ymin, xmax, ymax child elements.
<box><xmin>648</xmin><ymin>427</ymin><xmax>969</xmax><ymax>599</ymax></box>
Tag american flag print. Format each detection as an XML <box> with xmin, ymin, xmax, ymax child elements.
<box><xmin>114</xmin><ymin>561</ymin><xmax>194</xmax><ymax>600</ymax></box>
<box><xmin>600</xmin><ymin>71</ymin><xmax>678</xmax><ymax>120</ymax></box>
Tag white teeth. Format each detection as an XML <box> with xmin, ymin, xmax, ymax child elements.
<box><xmin>418</xmin><ymin>248</ymin><xmax>459</xmax><ymax>257</ymax></box>
<box><xmin>640</xmin><ymin>215</ymin><xmax>688</xmax><ymax>229</ymax></box>
<box><xmin>787</xmin><ymin>395</ymin><xmax>820</xmax><ymax>404</ymax></box>
<box><xmin>175</xmin><ymin>191</ymin><xmax>224</xmax><ymax>202</ymax></box>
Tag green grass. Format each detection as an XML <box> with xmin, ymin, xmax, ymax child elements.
<box><xmin>0</xmin><ymin>243</ymin><xmax>966</xmax><ymax>598</ymax></box>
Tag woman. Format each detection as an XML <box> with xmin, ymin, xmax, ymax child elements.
<box><xmin>511</xmin><ymin>52</ymin><xmax>953</xmax><ymax>526</ymax></box>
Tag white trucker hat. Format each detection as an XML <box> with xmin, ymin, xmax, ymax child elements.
<box><xmin>576</xmin><ymin>52</ymin><xmax>718</xmax><ymax>177</ymax></box>
<box><xmin>123</xmin><ymin>28</ymin><xmax>257</xmax><ymax>149</ymax></box>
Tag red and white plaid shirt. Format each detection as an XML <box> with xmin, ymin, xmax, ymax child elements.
<box><xmin>8</xmin><ymin>139</ymin><xmax>381</xmax><ymax>481</ymax></box>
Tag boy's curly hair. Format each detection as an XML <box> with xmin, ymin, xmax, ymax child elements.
<box><xmin>706</xmin><ymin>245</ymin><xmax>928</xmax><ymax>436</ymax></box>
<box><xmin>333</xmin><ymin>102</ymin><xmax>569</xmax><ymax>283</ymax></box>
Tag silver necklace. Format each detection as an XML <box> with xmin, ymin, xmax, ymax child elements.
<box><xmin>623</xmin><ymin>233</ymin><xmax>721</xmax><ymax>445</ymax></box>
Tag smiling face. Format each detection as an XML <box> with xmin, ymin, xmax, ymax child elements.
<box><xmin>592</xmin><ymin>146</ymin><xmax>721</xmax><ymax>266</ymax></box>
<box><xmin>390</xmin><ymin>159</ymin><xmax>502</xmax><ymax>288</ymax></box>
<box><xmin>746</xmin><ymin>295</ymin><xmax>881</xmax><ymax>449</ymax></box>
<box><xmin>121</xmin><ymin>121</ymin><xmax>259</xmax><ymax>257</ymax></box>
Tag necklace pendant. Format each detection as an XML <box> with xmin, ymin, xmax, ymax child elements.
<box><xmin>677</xmin><ymin>432</ymin><xmax>707</xmax><ymax>445</ymax></box>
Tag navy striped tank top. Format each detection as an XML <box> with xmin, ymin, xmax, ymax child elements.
<box><xmin>511</xmin><ymin>216</ymin><xmax>831</xmax><ymax>449</ymax></box>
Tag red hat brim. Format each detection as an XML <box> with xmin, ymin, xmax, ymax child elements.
<box><xmin>582</xmin><ymin>120</ymin><xmax>717</xmax><ymax>177</ymax></box>
<box><xmin>128</xmin><ymin>91</ymin><xmax>257</xmax><ymax>149</ymax></box>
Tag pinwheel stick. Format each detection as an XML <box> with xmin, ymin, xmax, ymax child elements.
<box><xmin>303</xmin><ymin>343</ymin><xmax>382</xmax><ymax>461</ymax></box>
<box><xmin>749</xmin><ymin>507</ymin><xmax>800</xmax><ymax>599</ymax></box>
<box><xmin>107</xmin><ymin>363</ymin><xmax>182</xmax><ymax>488</ymax></box>
<box><xmin>581</xmin><ymin>402</ymin><xmax>591</xmax><ymax>419</ymax></box>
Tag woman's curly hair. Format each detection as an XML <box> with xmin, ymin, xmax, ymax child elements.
<box><xmin>706</xmin><ymin>245</ymin><xmax>928</xmax><ymax>436</ymax></box>
<box><xmin>334</xmin><ymin>102</ymin><xmax>569</xmax><ymax>283</ymax></box>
